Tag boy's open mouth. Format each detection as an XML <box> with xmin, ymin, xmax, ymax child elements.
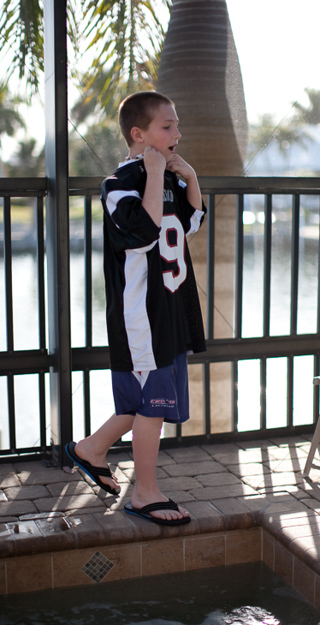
<box><xmin>169</xmin><ymin>145</ymin><xmax>176</xmax><ymax>152</ymax></box>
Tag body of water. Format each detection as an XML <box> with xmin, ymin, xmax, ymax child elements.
<box><xmin>1</xmin><ymin>563</ymin><xmax>320</xmax><ymax>625</ymax></box>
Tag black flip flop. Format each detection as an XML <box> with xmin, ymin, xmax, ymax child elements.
<box><xmin>124</xmin><ymin>499</ymin><xmax>191</xmax><ymax>526</ymax></box>
<box><xmin>65</xmin><ymin>441</ymin><xmax>120</xmax><ymax>496</ymax></box>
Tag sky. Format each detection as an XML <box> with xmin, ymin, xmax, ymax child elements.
<box><xmin>227</xmin><ymin>0</ymin><xmax>320</xmax><ymax>123</ymax></box>
<box><xmin>3</xmin><ymin>0</ymin><xmax>320</xmax><ymax>160</ymax></box>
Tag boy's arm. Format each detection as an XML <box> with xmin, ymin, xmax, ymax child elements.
<box><xmin>167</xmin><ymin>154</ymin><xmax>202</xmax><ymax>211</ymax></box>
<box><xmin>141</xmin><ymin>146</ymin><xmax>166</xmax><ymax>227</ymax></box>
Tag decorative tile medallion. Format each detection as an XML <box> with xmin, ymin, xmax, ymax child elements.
<box><xmin>82</xmin><ymin>551</ymin><xmax>115</xmax><ymax>583</ymax></box>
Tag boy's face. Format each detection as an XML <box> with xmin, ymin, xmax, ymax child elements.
<box><xmin>135</xmin><ymin>103</ymin><xmax>181</xmax><ymax>162</ymax></box>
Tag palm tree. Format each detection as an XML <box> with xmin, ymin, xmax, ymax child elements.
<box><xmin>293</xmin><ymin>89</ymin><xmax>320</xmax><ymax>125</ymax></box>
<box><xmin>157</xmin><ymin>0</ymin><xmax>248</xmax><ymax>434</ymax></box>
<box><xmin>157</xmin><ymin>0</ymin><xmax>247</xmax><ymax>176</ymax></box>
<box><xmin>0</xmin><ymin>82</ymin><xmax>25</xmax><ymax>172</ymax></box>
<box><xmin>0</xmin><ymin>0</ymin><xmax>169</xmax><ymax>105</ymax></box>
<box><xmin>0</xmin><ymin>84</ymin><xmax>25</xmax><ymax>137</ymax></box>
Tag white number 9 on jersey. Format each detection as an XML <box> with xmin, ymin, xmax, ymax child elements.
<box><xmin>159</xmin><ymin>215</ymin><xmax>187</xmax><ymax>293</ymax></box>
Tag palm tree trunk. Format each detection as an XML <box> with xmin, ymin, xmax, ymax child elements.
<box><xmin>157</xmin><ymin>0</ymin><xmax>247</xmax><ymax>176</ymax></box>
<box><xmin>157</xmin><ymin>0</ymin><xmax>248</xmax><ymax>434</ymax></box>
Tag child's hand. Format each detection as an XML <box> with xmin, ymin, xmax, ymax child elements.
<box><xmin>166</xmin><ymin>153</ymin><xmax>195</xmax><ymax>180</ymax></box>
<box><xmin>144</xmin><ymin>146</ymin><xmax>166</xmax><ymax>176</ymax></box>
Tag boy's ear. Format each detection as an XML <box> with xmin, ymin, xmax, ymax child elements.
<box><xmin>130</xmin><ymin>126</ymin><xmax>144</xmax><ymax>144</ymax></box>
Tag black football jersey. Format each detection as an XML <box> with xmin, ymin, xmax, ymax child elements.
<box><xmin>101</xmin><ymin>158</ymin><xmax>206</xmax><ymax>371</ymax></box>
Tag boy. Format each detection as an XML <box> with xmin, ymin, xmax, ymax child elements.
<box><xmin>66</xmin><ymin>91</ymin><xmax>206</xmax><ymax>525</ymax></box>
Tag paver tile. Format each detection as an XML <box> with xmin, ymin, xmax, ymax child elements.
<box><xmin>0</xmin><ymin>474</ymin><xmax>20</xmax><ymax>488</ymax></box>
<box><xmin>264</xmin><ymin>458</ymin><xmax>306</xmax><ymax>473</ymax></box>
<box><xmin>228</xmin><ymin>463</ymin><xmax>271</xmax><ymax>477</ymax></box>
<box><xmin>163</xmin><ymin>460</ymin><xmax>226</xmax><ymax>478</ymax></box>
<box><xmin>0</xmin><ymin>464</ymin><xmax>15</xmax><ymax>475</ymax></box>
<box><xmin>237</xmin><ymin>494</ymin><xmax>270</xmax><ymax>512</ymax></box>
<box><xmin>212</xmin><ymin>449</ymin><xmax>264</xmax><ymax>465</ymax></box>
<box><xmin>196</xmin><ymin>473</ymin><xmax>241</xmax><ymax>487</ymax></box>
<box><xmin>201</xmin><ymin>443</ymin><xmax>241</xmax><ymax>456</ymax></box>
<box><xmin>0</xmin><ymin>500</ymin><xmax>38</xmax><ymax>517</ymax></box>
<box><xmin>157</xmin><ymin>477</ymin><xmax>202</xmax><ymax>490</ymax></box>
<box><xmin>190</xmin><ymin>483</ymin><xmax>257</xmax><ymax>501</ymax></box>
<box><xmin>34</xmin><ymin>494</ymin><xmax>105</xmax><ymax>513</ymax></box>
<box><xmin>46</xmin><ymin>481</ymin><xmax>94</xmax><ymax>497</ymax></box>
<box><xmin>18</xmin><ymin>469</ymin><xmax>80</xmax><ymax>485</ymax></box>
<box><xmin>165</xmin><ymin>447</ymin><xmax>211</xmax><ymax>462</ymax></box>
<box><xmin>4</xmin><ymin>485</ymin><xmax>50</xmax><ymax>500</ymax></box>
<box><xmin>212</xmin><ymin>497</ymin><xmax>254</xmax><ymax>529</ymax></box>
<box><xmin>265</xmin><ymin>446</ymin><xmax>309</xmax><ymax>461</ymax></box>
<box><xmin>242</xmin><ymin>471</ymin><xmax>304</xmax><ymax>490</ymax></box>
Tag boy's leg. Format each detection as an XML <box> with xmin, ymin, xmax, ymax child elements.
<box><xmin>74</xmin><ymin>412</ymin><xmax>134</xmax><ymax>491</ymax></box>
<box><xmin>131</xmin><ymin>413</ymin><xmax>190</xmax><ymax>522</ymax></box>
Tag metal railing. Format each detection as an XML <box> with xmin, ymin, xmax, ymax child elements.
<box><xmin>1</xmin><ymin>175</ymin><xmax>320</xmax><ymax>462</ymax></box>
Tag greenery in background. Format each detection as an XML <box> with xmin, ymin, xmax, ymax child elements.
<box><xmin>0</xmin><ymin>82</ymin><xmax>25</xmax><ymax>161</ymax></box>
<box><xmin>0</xmin><ymin>0</ymin><xmax>170</xmax><ymax>177</ymax></box>
<box><xmin>69</xmin><ymin>119</ymin><xmax>126</xmax><ymax>177</ymax></box>
<box><xmin>0</xmin><ymin>0</ymin><xmax>170</xmax><ymax>108</ymax></box>
<box><xmin>247</xmin><ymin>89</ymin><xmax>320</xmax><ymax>173</ymax></box>
<box><xmin>6</xmin><ymin>138</ymin><xmax>45</xmax><ymax>177</ymax></box>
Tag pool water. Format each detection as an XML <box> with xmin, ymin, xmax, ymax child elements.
<box><xmin>1</xmin><ymin>562</ymin><xmax>320</xmax><ymax>625</ymax></box>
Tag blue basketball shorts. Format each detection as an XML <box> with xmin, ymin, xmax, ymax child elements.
<box><xmin>111</xmin><ymin>353</ymin><xmax>190</xmax><ymax>424</ymax></box>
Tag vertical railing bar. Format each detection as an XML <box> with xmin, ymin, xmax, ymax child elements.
<box><xmin>313</xmin><ymin>354</ymin><xmax>319</xmax><ymax>426</ymax></box>
<box><xmin>36</xmin><ymin>195</ymin><xmax>47</xmax><ymax>449</ymax></box>
<box><xmin>83</xmin><ymin>196</ymin><xmax>93</xmax><ymax>436</ymax></box>
<box><xmin>204</xmin><ymin>193</ymin><xmax>215</xmax><ymax>436</ymax></box>
<box><xmin>235</xmin><ymin>194</ymin><xmax>244</xmax><ymax>339</ymax></box>
<box><xmin>7</xmin><ymin>373</ymin><xmax>16</xmax><ymax>452</ymax></box>
<box><xmin>206</xmin><ymin>194</ymin><xmax>215</xmax><ymax>340</ymax></box>
<box><xmin>203</xmin><ymin>362</ymin><xmax>211</xmax><ymax>437</ymax></box>
<box><xmin>232</xmin><ymin>361</ymin><xmax>238</xmax><ymax>432</ymax></box>
<box><xmin>3</xmin><ymin>196</ymin><xmax>16</xmax><ymax>451</ymax></box>
<box><xmin>83</xmin><ymin>369</ymin><xmax>91</xmax><ymax>437</ymax></box>
<box><xmin>263</xmin><ymin>194</ymin><xmax>272</xmax><ymax>337</ymax></box>
<box><xmin>3</xmin><ymin>197</ymin><xmax>14</xmax><ymax>351</ymax></box>
<box><xmin>260</xmin><ymin>358</ymin><xmax>267</xmax><ymax>430</ymax></box>
<box><xmin>38</xmin><ymin>372</ymin><xmax>47</xmax><ymax>450</ymax></box>
<box><xmin>36</xmin><ymin>195</ymin><xmax>46</xmax><ymax>350</ymax></box>
<box><xmin>84</xmin><ymin>195</ymin><xmax>92</xmax><ymax>348</ymax></box>
<box><xmin>291</xmin><ymin>194</ymin><xmax>300</xmax><ymax>336</ymax></box>
<box><xmin>287</xmin><ymin>355</ymin><xmax>294</xmax><ymax>428</ymax></box>
<box><xmin>316</xmin><ymin>194</ymin><xmax>320</xmax><ymax>334</ymax></box>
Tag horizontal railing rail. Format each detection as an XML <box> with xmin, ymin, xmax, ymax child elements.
<box><xmin>1</xmin><ymin>176</ymin><xmax>320</xmax><ymax>461</ymax></box>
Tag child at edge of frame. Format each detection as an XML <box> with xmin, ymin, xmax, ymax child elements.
<box><xmin>66</xmin><ymin>90</ymin><xmax>207</xmax><ymax>525</ymax></box>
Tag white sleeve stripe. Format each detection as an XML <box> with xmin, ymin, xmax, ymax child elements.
<box><xmin>186</xmin><ymin>209</ymin><xmax>205</xmax><ymax>236</ymax></box>
<box><xmin>106</xmin><ymin>189</ymin><xmax>141</xmax><ymax>216</ymax></box>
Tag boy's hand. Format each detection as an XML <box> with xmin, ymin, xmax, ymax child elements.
<box><xmin>166</xmin><ymin>153</ymin><xmax>195</xmax><ymax>181</ymax></box>
<box><xmin>144</xmin><ymin>146</ymin><xmax>166</xmax><ymax>176</ymax></box>
<box><xmin>167</xmin><ymin>153</ymin><xmax>202</xmax><ymax>211</ymax></box>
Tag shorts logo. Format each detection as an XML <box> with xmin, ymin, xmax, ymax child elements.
<box><xmin>150</xmin><ymin>398</ymin><xmax>175</xmax><ymax>408</ymax></box>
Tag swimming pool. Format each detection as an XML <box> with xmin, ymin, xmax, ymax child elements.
<box><xmin>1</xmin><ymin>562</ymin><xmax>320</xmax><ymax>625</ymax></box>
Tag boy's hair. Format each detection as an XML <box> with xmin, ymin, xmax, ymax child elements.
<box><xmin>119</xmin><ymin>91</ymin><xmax>174</xmax><ymax>147</ymax></box>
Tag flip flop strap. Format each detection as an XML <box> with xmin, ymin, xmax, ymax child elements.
<box><xmin>140</xmin><ymin>499</ymin><xmax>179</xmax><ymax>515</ymax></box>
<box><xmin>81</xmin><ymin>460</ymin><xmax>112</xmax><ymax>478</ymax></box>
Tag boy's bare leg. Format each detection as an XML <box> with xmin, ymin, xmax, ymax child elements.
<box><xmin>131</xmin><ymin>413</ymin><xmax>190</xmax><ymax>522</ymax></box>
<box><xmin>75</xmin><ymin>413</ymin><xmax>134</xmax><ymax>491</ymax></box>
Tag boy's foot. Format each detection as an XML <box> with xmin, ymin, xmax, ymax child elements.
<box><xmin>128</xmin><ymin>492</ymin><xmax>190</xmax><ymax>524</ymax></box>
<box><xmin>124</xmin><ymin>498</ymin><xmax>190</xmax><ymax>526</ymax></box>
<box><xmin>65</xmin><ymin>441</ymin><xmax>120</xmax><ymax>495</ymax></box>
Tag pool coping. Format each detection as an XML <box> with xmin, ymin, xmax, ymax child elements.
<box><xmin>1</xmin><ymin>437</ymin><xmax>320</xmax><ymax>609</ymax></box>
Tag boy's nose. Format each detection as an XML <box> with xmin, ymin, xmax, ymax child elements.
<box><xmin>175</xmin><ymin>128</ymin><xmax>181</xmax><ymax>140</ymax></box>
